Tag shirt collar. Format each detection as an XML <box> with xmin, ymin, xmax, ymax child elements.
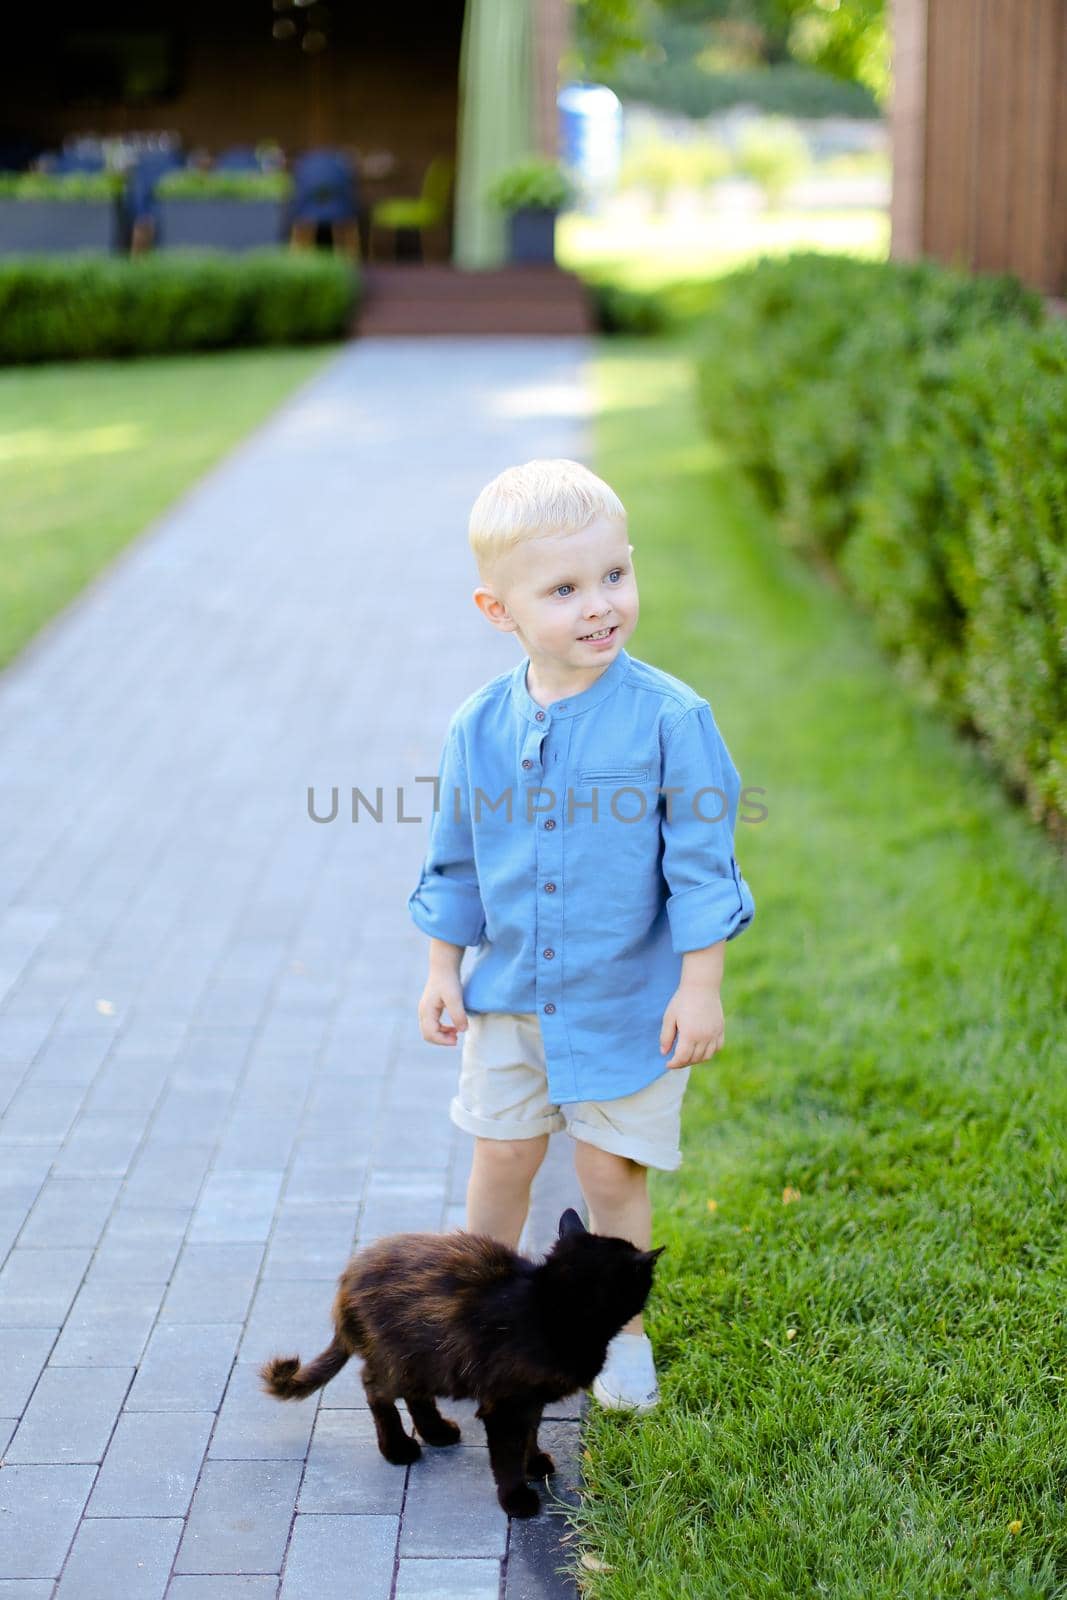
<box><xmin>509</xmin><ymin>646</ymin><xmax>632</xmax><ymax>726</ymax></box>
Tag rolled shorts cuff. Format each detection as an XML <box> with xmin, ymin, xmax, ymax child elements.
<box><xmin>565</xmin><ymin>1118</ymin><xmax>683</xmax><ymax>1173</ymax></box>
<box><xmin>449</xmin><ymin>1094</ymin><xmax>566</xmax><ymax>1142</ymax></box>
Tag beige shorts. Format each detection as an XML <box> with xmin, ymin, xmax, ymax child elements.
<box><xmin>450</xmin><ymin>1010</ymin><xmax>690</xmax><ymax>1172</ymax></box>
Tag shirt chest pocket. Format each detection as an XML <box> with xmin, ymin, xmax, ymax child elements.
<box><xmin>576</xmin><ymin>764</ymin><xmax>651</xmax><ymax>783</ymax></box>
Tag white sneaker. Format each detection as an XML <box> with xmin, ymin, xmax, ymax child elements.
<box><xmin>591</xmin><ymin>1331</ymin><xmax>660</xmax><ymax>1413</ymax></box>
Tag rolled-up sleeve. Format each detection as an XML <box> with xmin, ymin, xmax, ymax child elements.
<box><xmin>407</xmin><ymin>723</ymin><xmax>486</xmax><ymax>949</ymax></box>
<box><xmin>660</xmin><ymin>702</ymin><xmax>755</xmax><ymax>953</ymax></box>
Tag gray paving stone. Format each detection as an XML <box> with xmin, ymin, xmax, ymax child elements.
<box><xmin>5</xmin><ymin>1365</ymin><xmax>132</xmax><ymax>1464</ymax></box>
<box><xmin>83</xmin><ymin>1056</ymin><xmax>170</xmax><ymax>1115</ymax></box>
<box><xmin>0</xmin><ymin>1011</ymin><xmax>57</xmax><ymax>1067</ymax></box>
<box><xmin>0</xmin><ymin>1463</ymin><xmax>95</xmax><ymax>1579</ymax></box>
<box><xmin>0</xmin><ymin>1330</ymin><xmax>56</xmax><ymax>1416</ymax></box>
<box><xmin>0</xmin><ymin>1075</ymin><xmax>24</xmax><ymax>1121</ymax></box>
<box><xmin>166</xmin><ymin>1580</ymin><xmax>277</xmax><ymax>1600</ymax></box>
<box><xmin>54</xmin><ymin>1516</ymin><xmax>182</xmax><ymax>1600</ymax></box>
<box><xmin>281</xmin><ymin>1164</ymin><xmax>366</xmax><ymax>1207</ymax></box>
<box><xmin>279</xmin><ymin>1513</ymin><xmax>397</xmax><ymax>1600</ymax></box>
<box><xmin>121</xmin><ymin>1142</ymin><xmax>214</xmax><ymax>1206</ymax></box>
<box><xmin>0</xmin><ymin>1248</ymin><xmax>91</xmax><ymax>1329</ymax></box>
<box><xmin>86</xmin><ymin>1411</ymin><xmax>214</xmax><ymax>1518</ymax></box>
<box><xmin>297</xmin><ymin>1407</ymin><xmax>404</xmax><ymax>1515</ymax></box>
<box><xmin>49</xmin><ymin>1279</ymin><xmax>163</xmax><ymax>1367</ymax></box>
<box><xmin>124</xmin><ymin>1322</ymin><xmax>241</xmax><ymax>1412</ymax></box>
<box><xmin>174</xmin><ymin>1460</ymin><xmax>302</xmax><ymax>1575</ymax></box>
<box><xmin>395</xmin><ymin>1558</ymin><xmax>502</xmax><ymax>1600</ymax></box>
<box><xmin>259</xmin><ymin>1206</ymin><xmax>356</xmax><ymax>1281</ymax></box>
<box><xmin>0</xmin><ymin>1080</ymin><xmax>86</xmax><ymax>1144</ymax></box>
<box><xmin>213</xmin><ymin>1115</ymin><xmax>300</xmax><ymax>1171</ymax></box>
<box><xmin>187</xmin><ymin>1172</ymin><xmax>284</xmax><ymax>1244</ymax></box>
<box><xmin>159</xmin><ymin>1243</ymin><xmax>264</xmax><ymax>1324</ymax></box>
<box><xmin>239</xmin><ymin>1279</ymin><xmax>336</xmax><ymax>1365</ymax></box>
<box><xmin>0</xmin><ymin>1418</ymin><xmax>15</xmax><ymax>1456</ymax></box>
<box><xmin>0</xmin><ymin>1210</ymin><xmax>29</xmax><ymax>1265</ymax></box>
<box><xmin>83</xmin><ymin>1206</ymin><xmax>190</xmax><ymax>1284</ymax></box>
<box><xmin>209</xmin><ymin>1361</ymin><xmax>317</xmax><ymax>1461</ymax></box>
<box><xmin>18</xmin><ymin>1178</ymin><xmax>123</xmax><ymax>1249</ymax></box>
<box><xmin>27</xmin><ymin>1029</ymin><xmax>115</xmax><ymax>1087</ymax></box>
<box><xmin>0</xmin><ymin>1149</ymin><xmax>54</xmax><ymax>1199</ymax></box>
<box><xmin>113</xmin><ymin>1020</ymin><xmax>194</xmax><ymax>1062</ymax></box>
<box><xmin>51</xmin><ymin>1112</ymin><xmax>146</xmax><ymax>1178</ymax></box>
<box><xmin>317</xmin><ymin>1353</ymin><xmax>369</xmax><ymax>1409</ymax></box>
<box><xmin>0</xmin><ymin>1583</ymin><xmax>54</xmax><ymax>1597</ymax></box>
<box><xmin>505</xmin><ymin>1518</ymin><xmax>581</xmax><ymax>1600</ymax></box>
<box><xmin>149</xmin><ymin>1085</ymin><xmax>233</xmax><ymax>1144</ymax></box>
<box><xmin>399</xmin><ymin>1443</ymin><xmax>508</xmax><ymax>1558</ymax></box>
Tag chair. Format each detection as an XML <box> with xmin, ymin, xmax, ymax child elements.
<box><xmin>368</xmin><ymin>155</ymin><xmax>453</xmax><ymax>262</ymax></box>
<box><xmin>214</xmin><ymin>145</ymin><xmax>263</xmax><ymax>172</ymax></box>
<box><xmin>50</xmin><ymin>148</ymin><xmax>107</xmax><ymax>175</ymax></box>
<box><xmin>126</xmin><ymin>148</ymin><xmax>185</xmax><ymax>253</ymax></box>
<box><xmin>288</xmin><ymin>149</ymin><xmax>360</xmax><ymax>258</ymax></box>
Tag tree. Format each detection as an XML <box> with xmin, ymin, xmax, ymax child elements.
<box><xmin>569</xmin><ymin>0</ymin><xmax>889</xmax><ymax>106</ymax></box>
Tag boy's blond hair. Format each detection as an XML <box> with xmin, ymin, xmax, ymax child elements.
<box><xmin>469</xmin><ymin>458</ymin><xmax>627</xmax><ymax>578</ymax></box>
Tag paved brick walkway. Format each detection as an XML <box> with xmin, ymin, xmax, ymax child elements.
<box><xmin>0</xmin><ymin>338</ymin><xmax>596</xmax><ymax>1598</ymax></box>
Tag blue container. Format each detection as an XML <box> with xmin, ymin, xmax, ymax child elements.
<box><xmin>558</xmin><ymin>82</ymin><xmax>622</xmax><ymax>204</ymax></box>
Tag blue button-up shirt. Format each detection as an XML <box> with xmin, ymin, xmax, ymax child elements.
<box><xmin>407</xmin><ymin>646</ymin><xmax>755</xmax><ymax>1104</ymax></box>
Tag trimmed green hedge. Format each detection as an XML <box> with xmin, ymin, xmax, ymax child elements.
<box><xmin>0</xmin><ymin>249</ymin><xmax>358</xmax><ymax>363</ymax></box>
<box><xmin>0</xmin><ymin>172</ymin><xmax>124</xmax><ymax>200</ymax></box>
<box><xmin>156</xmin><ymin>170</ymin><xmax>292</xmax><ymax>201</ymax></box>
<box><xmin>692</xmin><ymin>253</ymin><xmax>1066</xmax><ymax>830</ymax></box>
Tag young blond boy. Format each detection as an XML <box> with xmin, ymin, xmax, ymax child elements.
<box><xmin>408</xmin><ymin>459</ymin><xmax>755</xmax><ymax>1410</ymax></box>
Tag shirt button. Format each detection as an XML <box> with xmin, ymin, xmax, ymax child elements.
<box><xmin>521</xmin><ymin>758</ymin><xmax>532</xmax><ymax>770</ymax></box>
<box><xmin>543</xmin><ymin>947</ymin><xmax>555</xmax><ymax>959</ymax></box>
<box><xmin>544</xmin><ymin>881</ymin><xmax>556</xmax><ymax>892</ymax></box>
<box><xmin>543</xmin><ymin>1002</ymin><xmax>556</xmax><ymax>1014</ymax></box>
<box><xmin>535</xmin><ymin>710</ymin><xmax>546</xmax><ymax>721</ymax></box>
<box><xmin>544</xmin><ymin>819</ymin><xmax>555</xmax><ymax>830</ymax></box>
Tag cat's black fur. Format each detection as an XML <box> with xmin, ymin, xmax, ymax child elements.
<box><xmin>260</xmin><ymin>1207</ymin><xmax>664</xmax><ymax>1517</ymax></box>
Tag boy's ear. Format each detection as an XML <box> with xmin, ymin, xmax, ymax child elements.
<box><xmin>558</xmin><ymin>1208</ymin><xmax>587</xmax><ymax>1239</ymax></box>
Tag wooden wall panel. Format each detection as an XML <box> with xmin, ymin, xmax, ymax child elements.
<box><xmin>889</xmin><ymin>0</ymin><xmax>928</xmax><ymax>260</ymax></box>
<box><xmin>912</xmin><ymin>0</ymin><xmax>1067</xmax><ymax>293</ymax></box>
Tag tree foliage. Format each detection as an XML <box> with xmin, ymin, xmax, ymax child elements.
<box><xmin>569</xmin><ymin>0</ymin><xmax>889</xmax><ymax>105</ymax></box>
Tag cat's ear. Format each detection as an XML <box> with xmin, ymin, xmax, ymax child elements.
<box><xmin>644</xmin><ymin>1245</ymin><xmax>666</xmax><ymax>1263</ymax></box>
<box><xmin>558</xmin><ymin>1208</ymin><xmax>587</xmax><ymax>1239</ymax></box>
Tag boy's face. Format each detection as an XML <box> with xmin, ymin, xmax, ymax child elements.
<box><xmin>473</xmin><ymin>515</ymin><xmax>638</xmax><ymax>680</ymax></box>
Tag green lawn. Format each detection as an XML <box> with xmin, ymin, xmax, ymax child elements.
<box><xmin>568</xmin><ymin>335</ymin><xmax>1067</xmax><ymax>1598</ymax></box>
<box><xmin>557</xmin><ymin>205</ymin><xmax>889</xmax><ymax>291</ymax></box>
<box><xmin>0</xmin><ymin>345</ymin><xmax>338</xmax><ymax>671</ymax></box>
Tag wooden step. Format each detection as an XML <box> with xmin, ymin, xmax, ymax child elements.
<box><xmin>354</xmin><ymin>262</ymin><xmax>597</xmax><ymax>336</ymax></box>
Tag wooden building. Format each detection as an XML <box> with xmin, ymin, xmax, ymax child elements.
<box><xmin>0</xmin><ymin>0</ymin><xmax>570</xmax><ymax>273</ymax></box>
<box><xmin>889</xmin><ymin>0</ymin><xmax>1067</xmax><ymax>296</ymax></box>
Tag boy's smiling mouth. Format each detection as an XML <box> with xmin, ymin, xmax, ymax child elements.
<box><xmin>578</xmin><ymin>625</ymin><xmax>616</xmax><ymax>641</ymax></box>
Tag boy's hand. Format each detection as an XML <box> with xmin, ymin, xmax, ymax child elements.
<box><xmin>418</xmin><ymin>975</ymin><xmax>469</xmax><ymax>1046</ymax></box>
<box><xmin>659</xmin><ymin>984</ymin><xmax>724</xmax><ymax>1068</ymax></box>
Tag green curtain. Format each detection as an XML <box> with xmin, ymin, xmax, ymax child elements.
<box><xmin>453</xmin><ymin>0</ymin><xmax>535</xmax><ymax>268</ymax></box>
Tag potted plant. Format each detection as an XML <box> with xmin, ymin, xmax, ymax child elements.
<box><xmin>155</xmin><ymin>169</ymin><xmax>293</xmax><ymax>251</ymax></box>
<box><xmin>485</xmin><ymin>158</ymin><xmax>577</xmax><ymax>265</ymax></box>
<box><xmin>0</xmin><ymin>172</ymin><xmax>124</xmax><ymax>255</ymax></box>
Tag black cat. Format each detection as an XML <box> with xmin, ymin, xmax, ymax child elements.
<box><xmin>260</xmin><ymin>1207</ymin><xmax>664</xmax><ymax>1517</ymax></box>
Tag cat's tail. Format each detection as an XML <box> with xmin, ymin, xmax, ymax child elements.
<box><xmin>259</xmin><ymin>1335</ymin><xmax>350</xmax><ymax>1401</ymax></box>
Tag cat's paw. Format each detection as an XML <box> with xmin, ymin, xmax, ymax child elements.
<box><xmin>500</xmin><ymin>1483</ymin><xmax>541</xmax><ymax>1519</ymax></box>
<box><xmin>526</xmin><ymin>1450</ymin><xmax>556</xmax><ymax>1479</ymax></box>
<box><xmin>383</xmin><ymin>1433</ymin><xmax>422</xmax><ymax>1465</ymax></box>
<box><xmin>418</xmin><ymin>1417</ymin><xmax>462</xmax><ymax>1447</ymax></box>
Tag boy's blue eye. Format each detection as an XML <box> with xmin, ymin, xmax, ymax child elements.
<box><xmin>555</xmin><ymin>569</ymin><xmax>624</xmax><ymax>597</ymax></box>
